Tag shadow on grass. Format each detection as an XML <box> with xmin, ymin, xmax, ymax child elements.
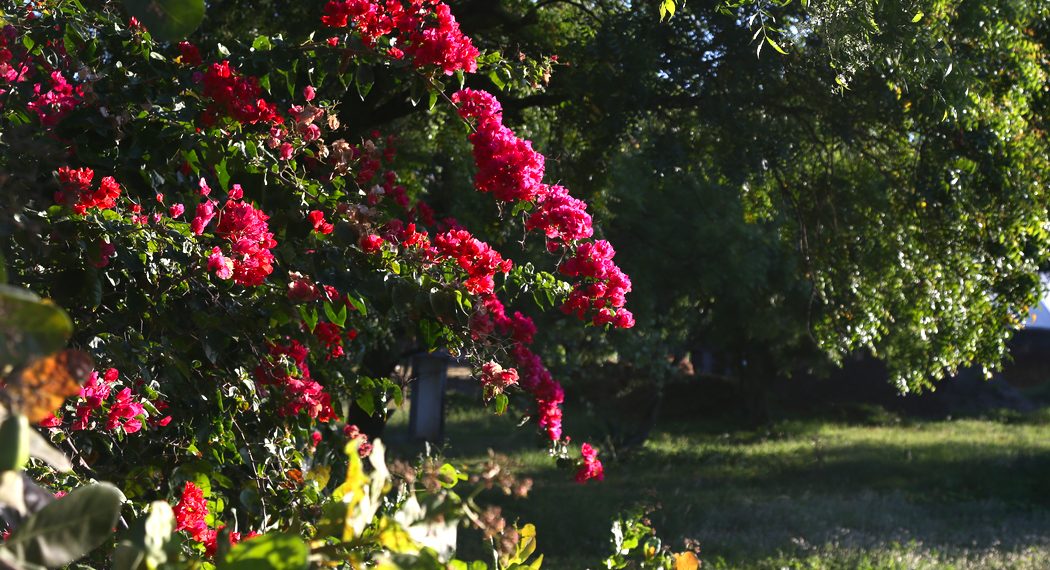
<box><xmin>386</xmin><ymin>404</ymin><xmax>1050</xmax><ymax>567</ymax></box>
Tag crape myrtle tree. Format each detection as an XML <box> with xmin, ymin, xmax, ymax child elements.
<box><xmin>0</xmin><ymin>0</ymin><xmax>717</xmax><ymax>569</ymax></box>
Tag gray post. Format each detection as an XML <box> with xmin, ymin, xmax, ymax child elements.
<box><xmin>409</xmin><ymin>351</ymin><xmax>448</xmax><ymax>442</ymax></box>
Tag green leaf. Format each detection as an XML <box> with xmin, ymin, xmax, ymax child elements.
<box><xmin>911</xmin><ymin>11</ymin><xmax>924</xmax><ymax>23</ymax></box>
<box><xmin>323</xmin><ymin>301</ymin><xmax>346</xmax><ymax>328</ymax></box>
<box><xmin>765</xmin><ymin>35</ymin><xmax>788</xmax><ymax>55</ymax></box>
<box><xmin>122</xmin><ymin>0</ymin><xmax>205</xmax><ymax>42</ymax></box>
<box><xmin>219</xmin><ymin>533</ymin><xmax>309</xmax><ymax>570</ymax></box>
<box><xmin>113</xmin><ymin>501</ymin><xmax>175</xmax><ymax>570</ymax></box>
<box><xmin>0</xmin><ymin>483</ymin><xmax>125</xmax><ymax>568</ymax></box>
<box><xmin>251</xmin><ymin>35</ymin><xmax>272</xmax><ymax>51</ymax></box>
<box><xmin>298</xmin><ymin>306</ymin><xmax>318</xmax><ymax>333</ymax></box>
<box><xmin>215</xmin><ymin>158</ymin><xmax>230</xmax><ymax>191</ymax></box>
<box><xmin>0</xmin><ymin>285</ymin><xmax>73</xmax><ymax>370</ymax></box>
<box><xmin>493</xmin><ymin>394</ymin><xmax>508</xmax><ymax>416</ymax></box>
<box><xmin>347</xmin><ymin>294</ymin><xmax>367</xmax><ymax>317</ymax></box>
<box><xmin>0</xmin><ymin>414</ymin><xmax>29</xmax><ymax>472</ymax></box>
<box><xmin>487</xmin><ymin>69</ymin><xmax>507</xmax><ymax>91</ymax></box>
<box><xmin>355</xmin><ymin>65</ymin><xmax>375</xmax><ymax>100</ymax></box>
<box><xmin>356</xmin><ymin>391</ymin><xmax>376</xmax><ymax>417</ymax></box>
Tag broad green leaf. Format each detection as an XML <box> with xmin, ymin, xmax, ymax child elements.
<box><xmin>251</xmin><ymin>35</ymin><xmax>272</xmax><ymax>51</ymax></box>
<box><xmin>911</xmin><ymin>11</ymin><xmax>924</xmax><ymax>23</ymax></box>
<box><xmin>122</xmin><ymin>0</ymin><xmax>205</xmax><ymax>42</ymax></box>
<box><xmin>347</xmin><ymin>294</ymin><xmax>367</xmax><ymax>316</ymax></box>
<box><xmin>219</xmin><ymin>533</ymin><xmax>309</xmax><ymax>570</ymax></box>
<box><xmin>0</xmin><ymin>483</ymin><xmax>125</xmax><ymax>568</ymax></box>
<box><xmin>493</xmin><ymin>394</ymin><xmax>508</xmax><ymax>416</ymax></box>
<box><xmin>0</xmin><ymin>415</ymin><xmax>29</xmax><ymax>472</ymax></box>
<box><xmin>0</xmin><ymin>285</ymin><xmax>73</xmax><ymax>371</ymax></box>
<box><xmin>112</xmin><ymin>501</ymin><xmax>174</xmax><ymax>570</ymax></box>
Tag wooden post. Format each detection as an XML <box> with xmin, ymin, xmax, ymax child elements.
<box><xmin>409</xmin><ymin>351</ymin><xmax>448</xmax><ymax>442</ymax></box>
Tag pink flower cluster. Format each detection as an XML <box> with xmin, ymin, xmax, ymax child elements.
<box><xmin>575</xmin><ymin>442</ymin><xmax>604</xmax><ymax>483</ymax></box>
<box><xmin>452</xmin><ymin>88</ymin><xmax>633</xmax><ymax>328</ymax></box>
<box><xmin>0</xmin><ymin>25</ymin><xmax>29</xmax><ymax>89</ymax></box>
<box><xmin>560</xmin><ymin>240</ymin><xmax>634</xmax><ymax>328</ymax></box>
<box><xmin>343</xmin><ymin>424</ymin><xmax>374</xmax><ymax>457</ymax></box>
<box><xmin>201</xmin><ymin>61</ymin><xmax>282</xmax><ymax>126</ymax></box>
<box><xmin>56</xmin><ymin>167</ymin><xmax>122</xmax><ymax>215</ymax></box>
<box><xmin>433</xmin><ymin>229</ymin><xmax>513</xmax><ymax>295</ymax></box>
<box><xmin>526</xmin><ymin>184</ymin><xmax>594</xmax><ymax>245</ymax></box>
<box><xmin>320</xmin><ymin>0</ymin><xmax>478</xmax><ymax>75</ymax></box>
<box><xmin>479</xmin><ymin>361</ymin><xmax>519</xmax><ymax>396</ymax></box>
<box><xmin>254</xmin><ymin>340</ymin><xmax>337</xmax><ymax>422</ymax></box>
<box><xmin>202</xmin><ymin>185</ymin><xmax>277</xmax><ymax>286</ymax></box>
<box><xmin>452</xmin><ymin>89</ymin><xmax>545</xmax><ymax>203</ymax></box>
<box><xmin>173</xmin><ymin>482</ymin><xmax>257</xmax><ymax>557</ymax></box>
<box><xmin>472</xmin><ymin>295</ymin><xmax>565</xmax><ymax>441</ymax></box>
<box><xmin>39</xmin><ymin>368</ymin><xmax>169</xmax><ymax>433</ymax></box>
<box><xmin>27</xmin><ymin>71</ymin><xmax>80</xmax><ymax>126</ymax></box>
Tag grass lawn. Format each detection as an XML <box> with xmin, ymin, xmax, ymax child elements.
<box><xmin>386</xmin><ymin>398</ymin><xmax>1050</xmax><ymax>569</ymax></box>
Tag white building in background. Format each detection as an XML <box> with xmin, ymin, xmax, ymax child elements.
<box><xmin>1023</xmin><ymin>276</ymin><xmax>1050</xmax><ymax>331</ymax></box>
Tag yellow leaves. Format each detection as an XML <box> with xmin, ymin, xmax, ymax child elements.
<box><xmin>501</xmin><ymin>524</ymin><xmax>542</xmax><ymax>569</ymax></box>
<box><xmin>324</xmin><ymin>439</ymin><xmax>392</xmax><ymax>542</ymax></box>
<box><xmin>658</xmin><ymin>0</ymin><xmax>677</xmax><ymax>21</ymax></box>
<box><xmin>332</xmin><ymin>440</ymin><xmax>367</xmax><ymax>508</ymax></box>
<box><xmin>375</xmin><ymin>517</ymin><xmax>418</xmax><ymax>555</ymax></box>
<box><xmin>307</xmin><ymin>465</ymin><xmax>331</xmax><ymax>489</ymax></box>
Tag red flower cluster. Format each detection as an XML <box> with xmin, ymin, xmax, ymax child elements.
<box><xmin>201</xmin><ymin>61</ymin><xmax>282</xmax><ymax>126</ymax></box>
<box><xmin>320</xmin><ymin>0</ymin><xmax>478</xmax><ymax>75</ymax></box>
<box><xmin>314</xmin><ymin>321</ymin><xmax>357</xmax><ymax>359</ymax></box>
<box><xmin>254</xmin><ymin>340</ymin><xmax>337</xmax><ymax>422</ymax></box>
<box><xmin>173</xmin><ymin>481</ymin><xmax>209</xmax><ymax>542</ymax></box>
<box><xmin>308</xmin><ymin>210</ymin><xmax>335</xmax><ymax>234</ymax></box>
<box><xmin>56</xmin><ymin>167</ymin><xmax>122</xmax><ymax>215</ymax></box>
<box><xmin>204</xmin><ymin>193</ymin><xmax>277</xmax><ymax>286</ymax></box>
<box><xmin>575</xmin><ymin>443</ymin><xmax>604</xmax><ymax>483</ymax></box>
<box><xmin>173</xmin><ymin>482</ymin><xmax>256</xmax><ymax>556</ymax></box>
<box><xmin>360</xmin><ymin>233</ymin><xmax>385</xmax><ymax>254</ymax></box>
<box><xmin>177</xmin><ymin>41</ymin><xmax>202</xmax><ymax>66</ymax></box>
<box><xmin>559</xmin><ymin>240</ymin><xmax>634</xmax><ymax>328</ymax></box>
<box><xmin>434</xmin><ymin>229</ymin><xmax>513</xmax><ymax>295</ymax></box>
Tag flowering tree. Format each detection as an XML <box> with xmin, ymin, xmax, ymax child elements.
<box><xmin>0</xmin><ymin>0</ymin><xmax>657</xmax><ymax>567</ymax></box>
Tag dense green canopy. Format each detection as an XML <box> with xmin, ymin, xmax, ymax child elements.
<box><xmin>423</xmin><ymin>0</ymin><xmax>1050</xmax><ymax>391</ymax></box>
